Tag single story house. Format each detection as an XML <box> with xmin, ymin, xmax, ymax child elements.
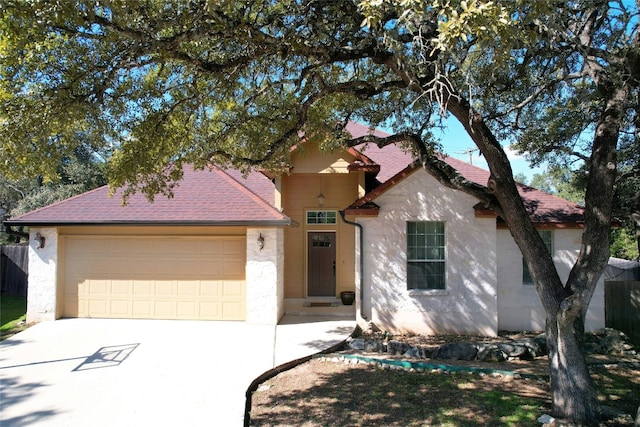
<box><xmin>5</xmin><ymin>122</ymin><xmax>605</xmax><ymax>335</ymax></box>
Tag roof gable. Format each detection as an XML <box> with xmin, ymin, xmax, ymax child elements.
<box><xmin>289</xmin><ymin>143</ymin><xmax>359</xmax><ymax>174</ymax></box>
<box><xmin>444</xmin><ymin>157</ymin><xmax>585</xmax><ymax>224</ymax></box>
<box><xmin>346</xmin><ymin>148</ymin><xmax>585</xmax><ymax>225</ymax></box>
<box><xmin>7</xmin><ymin>165</ymin><xmax>290</xmax><ymax>226</ymax></box>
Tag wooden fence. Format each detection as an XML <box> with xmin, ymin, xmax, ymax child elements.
<box><xmin>0</xmin><ymin>244</ymin><xmax>28</xmax><ymax>297</ymax></box>
<box><xmin>605</xmin><ymin>281</ymin><xmax>640</xmax><ymax>345</ymax></box>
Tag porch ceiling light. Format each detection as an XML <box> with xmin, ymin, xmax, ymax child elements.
<box><xmin>34</xmin><ymin>232</ymin><xmax>46</xmax><ymax>249</ymax></box>
<box><xmin>257</xmin><ymin>233</ymin><xmax>265</xmax><ymax>251</ymax></box>
<box><xmin>317</xmin><ymin>193</ymin><xmax>325</xmax><ymax>207</ymax></box>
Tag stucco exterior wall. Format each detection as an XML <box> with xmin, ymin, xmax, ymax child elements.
<box><xmin>496</xmin><ymin>228</ymin><xmax>605</xmax><ymax>332</ymax></box>
<box><xmin>282</xmin><ymin>172</ymin><xmax>359</xmax><ymax>298</ymax></box>
<box><xmin>246</xmin><ymin>227</ymin><xmax>284</xmax><ymax>324</ymax></box>
<box><xmin>358</xmin><ymin>170</ymin><xmax>499</xmax><ymax>336</ymax></box>
<box><xmin>27</xmin><ymin>227</ymin><xmax>59</xmax><ymax>323</ymax></box>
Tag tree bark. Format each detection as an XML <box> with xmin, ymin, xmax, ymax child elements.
<box><xmin>445</xmin><ymin>95</ymin><xmax>605</xmax><ymax>426</ymax></box>
<box><xmin>547</xmin><ymin>313</ymin><xmax>600</xmax><ymax>424</ymax></box>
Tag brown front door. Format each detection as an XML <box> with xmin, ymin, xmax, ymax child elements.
<box><xmin>307</xmin><ymin>232</ymin><xmax>336</xmax><ymax>297</ymax></box>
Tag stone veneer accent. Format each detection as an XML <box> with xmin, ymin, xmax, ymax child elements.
<box><xmin>245</xmin><ymin>227</ymin><xmax>284</xmax><ymax>324</ymax></box>
<box><xmin>26</xmin><ymin>227</ymin><xmax>59</xmax><ymax>322</ymax></box>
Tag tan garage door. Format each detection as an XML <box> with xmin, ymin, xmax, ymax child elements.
<box><xmin>63</xmin><ymin>236</ymin><xmax>246</xmax><ymax>320</ymax></box>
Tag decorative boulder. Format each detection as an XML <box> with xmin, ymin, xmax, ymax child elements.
<box><xmin>584</xmin><ymin>341</ymin><xmax>602</xmax><ymax>355</ymax></box>
<box><xmin>347</xmin><ymin>338</ymin><xmax>365</xmax><ymax>351</ymax></box>
<box><xmin>601</xmin><ymin>333</ymin><xmax>634</xmax><ymax>354</ymax></box>
<box><xmin>364</xmin><ymin>340</ymin><xmax>383</xmax><ymax>353</ymax></box>
<box><xmin>403</xmin><ymin>346</ymin><xmax>425</xmax><ymax>359</ymax></box>
<box><xmin>435</xmin><ymin>342</ymin><xmax>478</xmax><ymax>360</ymax></box>
<box><xmin>534</xmin><ymin>334</ymin><xmax>548</xmax><ymax>355</ymax></box>
<box><xmin>387</xmin><ymin>340</ymin><xmax>411</xmax><ymax>356</ymax></box>
<box><xmin>476</xmin><ymin>345</ymin><xmax>506</xmax><ymax>362</ymax></box>
<box><xmin>513</xmin><ymin>338</ymin><xmax>543</xmax><ymax>358</ymax></box>
<box><xmin>497</xmin><ymin>343</ymin><xmax>529</xmax><ymax>359</ymax></box>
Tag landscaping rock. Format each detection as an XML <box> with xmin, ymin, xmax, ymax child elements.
<box><xmin>497</xmin><ymin>343</ymin><xmax>529</xmax><ymax>359</ymax></box>
<box><xmin>345</xmin><ymin>328</ymin><xmax>635</xmax><ymax>367</ymax></box>
<box><xmin>477</xmin><ymin>345</ymin><xmax>506</xmax><ymax>362</ymax></box>
<box><xmin>584</xmin><ymin>342</ymin><xmax>602</xmax><ymax>355</ymax></box>
<box><xmin>347</xmin><ymin>338</ymin><xmax>365</xmax><ymax>351</ymax></box>
<box><xmin>537</xmin><ymin>414</ymin><xmax>555</xmax><ymax>426</ymax></box>
<box><xmin>387</xmin><ymin>340</ymin><xmax>411</xmax><ymax>356</ymax></box>
<box><xmin>533</xmin><ymin>334</ymin><xmax>547</xmax><ymax>353</ymax></box>
<box><xmin>599</xmin><ymin>405</ymin><xmax>635</xmax><ymax>425</ymax></box>
<box><xmin>514</xmin><ymin>338</ymin><xmax>543</xmax><ymax>358</ymax></box>
<box><xmin>576</xmin><ymin>328</ymin><xmax>637</xmax><ymax>355</ymax></box>
<box><xmin>363</xmin><ymin>340</ymin><xmax>383</xmax><ymax>353</ymax></box>
<box><xmin>403</xmin><ymin>346</ymin><xmax>425</xmax><ymax>359</ymax></box>
<box><xmin>601</xmin><ymin>333</ymin><xmax>635</xmax><ymax>355</ymax></box>
<box><xmin>436</xmin><ymin>342</ymin><xmax>478</xmax><ymax>360</ymax></box>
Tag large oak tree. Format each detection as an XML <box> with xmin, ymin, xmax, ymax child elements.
<box><xmin>1</xmin><ymin>1</ymin><xmax>638</xmax><ymax>424</ymax></box>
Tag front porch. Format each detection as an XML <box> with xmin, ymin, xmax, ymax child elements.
<box><xmin>283</xmin><ymin>298</ymin><xmax>356</xmax><ymax>318</ymax></box>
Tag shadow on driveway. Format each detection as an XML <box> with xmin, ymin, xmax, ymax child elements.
<box><xmin>0</xmin><ymin>343</ymin><xmax>139</xmax><ymax>371</ymax></box>
<box><xmin>0</xmin><ymin>374</ymin><xmax>60</xmax><ymax>426</ymax></box>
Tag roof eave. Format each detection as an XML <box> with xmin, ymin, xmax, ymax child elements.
<box><xmin>3</xmin><ymin>219</ymin><xmax>294</xmax><ymax>227</ymax></box>
<box><xmin>347</xmin><ymin>163</ymin><xmax>381</xmax><ymax>174</ymax></box>
<box><xmin>343</xmin><ymin>207</ymin><xmax>379</xmax><ymax>217</ymax></box>
<box><xmin>496</xmin><ymin>221</ymin><xmax>585</xmax><ymax>229</ymax></box>
<box><xmin>350</xmin><ymin>161</ymin><xmax>420</xmax><ymax>208</ymax></box>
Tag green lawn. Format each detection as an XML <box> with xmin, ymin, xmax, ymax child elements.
<box><xmin>1</xmin><ymin>295</ymin><xmax>27</xmax><ymax>340</ymax></box>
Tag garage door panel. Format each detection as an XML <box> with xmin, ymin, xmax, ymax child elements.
<box><xmin>199</xmin><ymin>302</ymin><xmax>220</xmax><ymax>318</ymax></box>
<box><xmin>177</xmin><ymin>282</ymin><xmax>198</xmax><ymax>297</ymax></box>
<box><xmin>225</xmin><ymin>261</ymin><xmax>245</xmax><ymax>279</ymax></box>
<box><xmin>88</xmin><ymin>280</ymin><xmax>110</xmax><ymax>295</ymax></box>
<box><xmin>154</xmin><ymin>301</ymin><xmax>177</xmax><ymax>318</ymax></box>
<box><xmin>177</xmin><ymin>301</ymin><xmax>197</xmax><ymax>317</ymax></box>
<box><xmin>88</xmin><ymin>300</ymin><xmax>109</xmax><ymax>317</ymax></box>
<box><xmin>154</xmin><ymin>281</ymin><xmax>176</xmax><ymax>297</ymax></box>
<box><xmin>201</xmin><ymin>240</ymin><xmax>225</xmax><ymax>254</ymax></box>
<box><xmin>200</xmin><ymin>280</ymin><xmax>222</xmax><ymax>297</ymax></box>
<box><xmin>132</xmin><ymin>301</ymin><xmax>153</xmax><ymax>317</ymax></box>
<box><xmin>224</xmin><ymin>238</ymin><xmax>245</xmax><ymax>254</ymax></box>
<box><xmin>222</xmin><ymin>281</ymin><xmax>244</xmax><ymax>297</ymax></box>
<box><xmin>221</xmin><ymin>302</ymin><xmax>244</xmax><ymax>320</ymax></box>
<box><xmin>111</xmin><ymin>281</ymin><xmax>132</xmax><ymax>296</ymax></box>
<box><xmin>110</xmin><ymin>300</ymin><xmax>131</xmax><ymax>316</ymax></box>
<box><xmin>133</xmin><ymin>281</ymin><xmax>155</xmax><ymax>297</ymax></box>
<box><xmin>174</xmin><ymin>260</ymin><xmax>201</xmax><ymax>276</ymax></box>
<box><xmin>64</xmin><ymin>236</ymin><xmax>246</xmax><ymax>320</ymax></box>
<box><xmin>200</xmin><ymin>261</ymin><xmax>223</xmax><ymax>276</ymax></box>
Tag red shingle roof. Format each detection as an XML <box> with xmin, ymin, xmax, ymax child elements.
<box><xmin>345</xmin><ymin>147</ymin><xmax>585</xmax><ymax>224</ymax></box>
<box><xmin>442</xmin><ymin>157</ymin><xmax>584</xmax><ymax>224</ymax></box>
<box><xmin>7</xmin><ymin>123</ymin><xmax>583</xmax><ymax>226</ymax></box>
<box><xmin>7</xmin><ymin>165</ymin><xmax>290</xmax><ymax>226</ymax></box>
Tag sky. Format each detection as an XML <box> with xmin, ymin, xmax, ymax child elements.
<box><xmin>436</xmin><ymin>117</ymin><xmax>545</xmax><ymax>183</ymax></box>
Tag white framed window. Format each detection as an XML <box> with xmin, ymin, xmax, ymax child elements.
<box><xmin>523</xmin><ymin>230</ymin><xmax>553</xmax><ymax>285</ymax></box>
<box><xmin>306</xmin><ymin>210</ymin><xmax>337</xmax><ymax>225</ymax></box>
<box><xmin>407</xmin><ymin>221</ymin><xmax>446</xmax><ymax>290</ymax></box>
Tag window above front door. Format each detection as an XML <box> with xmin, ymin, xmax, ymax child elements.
<box><xmin>306</xmin><ymin>210</ymin><xmax>337</xmax><ymax>224</ymax></box>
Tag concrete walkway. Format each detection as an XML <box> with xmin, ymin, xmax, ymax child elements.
<box><xmin>0</xmin><ymin>316</ymin><xmax>354</xmax><ymax>427</ymax></box>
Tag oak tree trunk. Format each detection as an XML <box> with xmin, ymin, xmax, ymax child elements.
<box><xmin>547</xmin><ymin>314</ymin><xmax>600</xmax><ymax>425</ymax></box>
<box><xmin>445</xmin><ymin>95</ymin><xmax>613</xmax><ymax>426</ymax></box>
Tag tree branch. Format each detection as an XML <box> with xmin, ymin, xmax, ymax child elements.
<box><xmin>344</xmin><ymin>132</ymin><xmax>501</xmax><ymax>212</ymax></box>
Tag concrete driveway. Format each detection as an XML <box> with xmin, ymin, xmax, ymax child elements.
<box><xmin>0</xmin><ymin>316</ymin><xmax>354</xmax><ymax>426</ymax></box>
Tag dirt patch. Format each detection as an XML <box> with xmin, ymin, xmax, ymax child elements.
<box><xmin>250</xmin><ymin>357</ymin><xmax>552</xmax><ymax>426</ymax></box>
<box><xmin>249</xmin><ymin>333</ymin><xmax>640</xmax><ymax>426</ymax></box>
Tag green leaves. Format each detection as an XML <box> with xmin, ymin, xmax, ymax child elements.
<box><xmin>1</xmin><ymin>0</ymin><xmax>638</xmax><ymax>204</ymax></box>
<box><xmin>1</xmin><ymin>1</ymin><xmax>375</xmax><ymax>198</ymax></box>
